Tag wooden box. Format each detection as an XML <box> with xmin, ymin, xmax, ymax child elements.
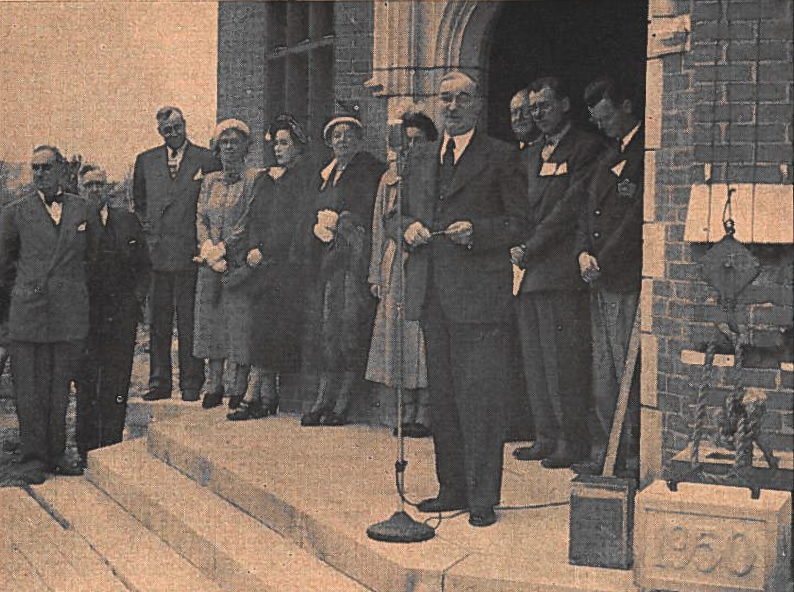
<box><xmin>569</xmin><ymin>474</ymin><xmax>636</xmax><ymax>570</ymax></box>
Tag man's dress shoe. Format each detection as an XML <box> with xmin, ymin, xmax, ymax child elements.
<box><xmin>201</xmin><ymin>390</ymin><xmax>224</xmax><ymax>409</ymax></box>
<box><xmin>571</xmin><ymin>460</ymin><xmax>603</xmax><ymax>476</ymax></box>
<box><xmin>182</xmin><ymin>389</ymin><xmax>200</xmax><ymax>402</ymax></box>
<box><xmin>541</xmin><ymin>443</ymin><xmax>586</xmax><ymax>469</ymax></box>
<box><xmin>142</xmin><ymin>389</ymin><xmax>171</xmax><ymax>401</ymax></box>
<box><xmin>512</xmin><ymin>442</ymin><xmax>554</xmax><ymax>461</ymax></box>
<box><xmin>468</xmin><ymin>507</ymin><xmax>497</xmax><ymax>527</ymax></box>
<box><xmin>301</xmin><ymin>410</ymin><xmax>324</xmax><ymax>426</ymax></box>
<box><xmin>417</xmin><ymin>494</ymin><xmax>468</xmax><ymax>513</ymax></box>
<box><xmin>52</xmin><ymin>458</ymin><xmax>84</xmax><ymax>476</ymax></box>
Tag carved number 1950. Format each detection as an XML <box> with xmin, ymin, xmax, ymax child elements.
<box><xmin>653</xmin><ymin>525</ymin><xmax>757</xmax><ymax>578</ymax></box>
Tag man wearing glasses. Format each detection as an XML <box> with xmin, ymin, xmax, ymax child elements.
<box><xmin>133</xmin><ymin>107</ymin><xmax>220</xmax><ymax>402</ymax></box>
<box><xmin>75</xmin><ymin>167</ymin><xmax>150</xmax><ymax>466</ymax></box>
<box><xmin>511</xmin><ymin>77</ymin><xmax>603</xmax><ymax>470</ymax></box>
<box><xmin>391</xmin><ymin>71</ymin><xmax>527</xmax><ymax>527</ymax></box>
<box><xmin>0</xmin><ymin>146</ymin><xmax>100</xmax><ymax>483</ymax></box>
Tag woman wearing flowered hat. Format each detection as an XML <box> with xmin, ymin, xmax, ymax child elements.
<box><xmin>227</xmin><ymin>115</ymin><xmax>315</xmax><ymax>420</ymax></box>
<box><xmin>300</xmin><ymin>103</ymin><xmax>387</xmax><ymax>427</ymax></box>
<box><xmin>193</xmin><ymin>118</ymin><xmax>263</xmax><ymax>410</ymax></box>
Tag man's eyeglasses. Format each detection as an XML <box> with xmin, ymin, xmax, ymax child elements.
<box><xmin>440</xmin><ymin>92</ymin><xmax>475</xmax><ymax>107</ymax></box>
<box><xmin>160</xmin><ymin>123</ymin><xmax>184</xmax><ymax>135</ymax></box>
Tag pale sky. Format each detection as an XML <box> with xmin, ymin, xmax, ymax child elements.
<box><xmin>0</xmin><ymin>1</ymin><xmax>218</xmax><ymax>182</ymax></box>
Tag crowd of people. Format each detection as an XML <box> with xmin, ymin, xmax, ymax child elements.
<box><xmin>0</xmin><ymin>70</ymin><xmax>643</xmax><ymax>530</ymax></box>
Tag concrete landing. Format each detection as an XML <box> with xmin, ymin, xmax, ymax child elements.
<box><xmin>144</xmin><ymin>409</ymin><xmax>638</xmax><ymax>592</ymax></box>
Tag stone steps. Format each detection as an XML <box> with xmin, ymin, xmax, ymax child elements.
<box><xmin>86</xmin><ymin>438</ymin><xmax>371</xmax><ymax>592</ymax></box>
<box><xmin>29</xmin><ymin>478</ymin><xmax>226</xmax><ymax>592</ymax></box>
<box><xmin>1</xmin><ymin>487</ymin><xmax>129</xmax><ymax>592</ymax></box>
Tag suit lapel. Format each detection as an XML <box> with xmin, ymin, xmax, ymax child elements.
<box><xmin>47</xmin><ymin>195</ymin><xmax>81</xmax><ymax>273</ymax></box>
<box><xmin>593</xmin><ymin>130</ymin><xmax>644</xmax><ymax>207</ymax></box>
<box><xmin>444</xmin><ymin>132</ymin><xmax>488</xmax><ymax>200</ymax></box>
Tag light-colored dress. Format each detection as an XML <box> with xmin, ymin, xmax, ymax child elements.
<box><xmin>365</xmin><ymin>168</ymin><xmax>428</xmax><ymax>390</ymax></box>
<box><xmin>192</xmin><ymin>169</ymin><xmax>260</xmax><ymax>364</ymax></box>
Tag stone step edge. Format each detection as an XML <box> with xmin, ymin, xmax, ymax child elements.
<box><xmin>2</xmin><ymin>487</ymin><xmax>130</xmax><ymax>592</ymax></box>
<box><xmin>86</xmin><ymin>439</ymin><xmax>372</xmax><ymax>592</ymax></box>
<box><xmin>31</xmin><ymin>477</ymin><xmax>226</xmax><ymax>592</ymax></box>
<box><xmin>146</xmin><ymin>421</ymin><xmax>447</xmax><ymax>592</ymax></box>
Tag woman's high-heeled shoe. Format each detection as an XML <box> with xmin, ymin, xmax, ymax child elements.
<box><xmin>227</xmin><ymin>400</ymin><xmax>263</xmax><ymax>421</ymax></box>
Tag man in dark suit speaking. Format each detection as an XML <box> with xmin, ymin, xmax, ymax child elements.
<box><xmin>133</xmin><ymin>107</ymin><xmax>220</xmax><ymax>402</ymax></box>
<box><xmin>389</xmin><ymin>71</ymin><xmax>527</xmax><ymax>527</ymax></box>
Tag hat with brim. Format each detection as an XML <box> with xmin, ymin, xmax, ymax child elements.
<box><xmin>212</xmin><ymin>119</ymin><xmax>251</xmax><ymax>143</ymax></box>
<box><xmin>322</xmin><ymin>101</ymin><xmax>363</xmax><ymax>144</ymax></box>
<box><xmin>81</xmin><ymin>168</ymin><xmax>107</xmax><ymax>186</ymax></box>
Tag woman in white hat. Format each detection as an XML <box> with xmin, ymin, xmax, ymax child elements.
<box><xmin>193</xmin><ymin>118</ymin><xmax>264</xmax><ymax>410</ymax></box>
<box><xmin>300</xmin><ymin>104</ymin><xmax>387</xmax><ymax>427</ymax></box>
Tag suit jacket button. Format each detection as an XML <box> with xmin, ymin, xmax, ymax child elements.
<box><xmin>593</xmin><ymin>231</ymin><xmax>601</xmax><ymax>239</ymax></box>
<box><xmin>594</xmin><ymin>209</ymin><xmax>602</xmax><ymax>216</ymax></box>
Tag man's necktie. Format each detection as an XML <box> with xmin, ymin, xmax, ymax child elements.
<box><xmin>440</xmin><ymin>137</ymin><xmax>456</xmax><ymax>195</ymax></box>
<box><xmin>541</xmin><ymin>137</ymin><xmax>555</xmax><ymax>162</ymax></box>
<box><xmin>168</xmin><ymin>148</ymin><xmax>179</xmax><ymax>179</ymax></box>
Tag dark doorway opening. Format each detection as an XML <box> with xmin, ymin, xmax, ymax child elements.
<box><xmin>486</xmin><ymin>0</ymin><xmax>649</xmax><ymax>141</ymax></box>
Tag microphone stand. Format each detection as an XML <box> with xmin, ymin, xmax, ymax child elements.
<box><xmin>366</xmin><ymin>130</ymin><xmax>434</xmax><ymax>544</ymax></box>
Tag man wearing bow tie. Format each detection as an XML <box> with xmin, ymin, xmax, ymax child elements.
<box><xmin>133</xmin><ymin>107</ymin><xmax>220</xmax><ymax>402</ymax></box>
<box><xmin>0</xmin><ymin>146</ymin><xmax>101</xmax><ymax>483</ymax></box>
<box><xmin>511</xmin><ymin>77</ymin><xmax>603</xmax><ymax>469</ymax></box>
<box><xmin>75</xmin><ymin>167</ymin><xmax>150</xmax><ymax>466</ymax></box>
<box><xmin>390</xmin><ymin>71</ymin><xmax>527</xmax><ymax>527</ymax></box>
<box><xmin>572</xmin><ymin>77</ymin><xmax>643</xmax><ymax>478</ymax></box>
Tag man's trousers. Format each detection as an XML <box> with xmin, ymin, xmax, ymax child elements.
<box><xmin>516</xmin><ymin>290</ymin><xmax>591</xmax><ymax>451</ymax></box>
<box><xmin>422</xmin><ymin>293</ymin><xmax>507</xmax><ymax>511</ymax></box>
<box><xmin>589</xmin><ymin>289</ymin><xmax>640</xmax><ymax>458</ymax></box>
<box><xmin>11</xmin><ymin>340</ymin><xmax>83</xmax><ymax>469</ymax></box>
<box><xmin>76</xmin><ymin>311</ymin><xmax>139</xmax><ymax>456</ymax></box>
<box><xmin>149</xmin><ymin>269</ymin><xmax>204</xmax><ymax>394</ymax></box>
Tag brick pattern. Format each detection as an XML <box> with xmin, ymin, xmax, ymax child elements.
<box><xmin>333</xmin><ymin>1</ymin><xmax>387</xmax><ymax>159</ymax></box>
<box><xmin>652</xmin><ymin>0</ymin><xmax>794</xmax><ymax>468</ymax></box>
<box><xmin>217</xmin><ymin>2</ymin><xmax>267</xmax><ymax>166</ymax></box>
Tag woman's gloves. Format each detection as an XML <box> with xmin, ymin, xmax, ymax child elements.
<box><xmin>313</xmin><ymin>209</ymin><xmax>340</xmax><ymax>243</ymax></box>
<box><xmin>199</xmin><ymin>240</ymin><xmax>228</xmax><ymax>273</ymax></box>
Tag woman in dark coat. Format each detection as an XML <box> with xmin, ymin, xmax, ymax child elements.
<box><xmin>227</xmin><ymin>115</ymin><xmax>314</xmax><ymax>420</ymax></box>
<box><xmin>300</xmin><ymin>108</ymin><xmax>387</xmax><ymax>427</ymax></box>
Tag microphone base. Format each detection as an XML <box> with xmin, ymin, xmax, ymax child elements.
<box><xmin>366</xmin><ymin>511</ymin><xmax>435</xmax><ymax>543</ymax></box>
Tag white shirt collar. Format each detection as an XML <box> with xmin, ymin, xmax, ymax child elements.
<box><xmin>620</xmin><ymin>122</ymin><xmax>642</xmax><ymax>153</ymax></box>
<box><xmin>440</xmin><ymin>128</ymin><xmax>475</xmax><ymax>164</ymax></box>
<box><xmin>167</xmin><ymin>141</ymin><xmax>188</xmax><ymax>163</ymax></box>
<box><xmin>37</xmin><ymin>190</ymin><xmax>63</xmax><ymax>224</ymax></box>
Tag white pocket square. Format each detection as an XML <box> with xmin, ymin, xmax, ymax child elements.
<box><xmin>611</xmin><ymin>160</ymin><xmax>627</xmax><ymax>177</ymax></box>
<box><xmin>193</xmin><ymin>169</ymin><xmax>204</xmax><ymax>181</ymax></box>
<box><xmin>540</xmin><ymin>161</ymin><xmax>568</xmax><ymax>177</ymax></box>
<box><xmin>77</xmin><ymin>222</ymin><xmax>87</xmax><ymax>232</ymax></box>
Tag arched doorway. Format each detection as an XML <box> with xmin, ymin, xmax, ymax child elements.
<box><xmin>485</xmin><ymin>0</ymin><xmax>649</xmax><ymax>140</ymax></box>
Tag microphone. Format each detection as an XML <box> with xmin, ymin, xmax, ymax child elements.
<box><xmin>387</xmin><ymin>119</ymin><xmax>406</xmax><ymax>156</ymax></box>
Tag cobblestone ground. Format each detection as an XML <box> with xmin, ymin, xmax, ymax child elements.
<box><xmin>0</xmin><ymin>325</ymin><xmax>151</xmax><ymax>486</ymax></box>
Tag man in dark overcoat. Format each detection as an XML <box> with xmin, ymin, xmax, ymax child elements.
<box><xmin>511</xmin><ymin>77</ymin><xmax>603</xmax><ymax>469</ymax></box>
<box><xmin>389</xmin><ymin>71</ymin><xmax>527</xmax><ymax>527</ymax></box>
<box><xmin>133</xmin><ymin>106</ymin><xmax>220</xmax><ymax>401</ymax></box>
<box><xmin>75</xmin><ymin>167</ymin><xmax>150</xmax><ymax>465</ymax></box>
<box><xmin>572</xmin><ymin>77</ymin><xmax>644</xmax><ymax>477</ymax></box>
<box><xmin>0</xmin><ymin>145</ymin><xmax>100</xmax><ymax>483</ymax></box>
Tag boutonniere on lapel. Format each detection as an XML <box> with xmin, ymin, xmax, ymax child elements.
<box><xmin>617</xmin><ymin>178</ymin><xmax>637</xmax><ymax>198</ymax></box>
<box><xmin>193</xmin><ymin>169</ymin><xmax>205</xmax><ymax>182</ymax></box>
<box><xmin>77</xmin><ymin>221</ymin><xmax>87</xmax><ymax>232</ymax></box>
<box><xmin>611</xmin><ymin>160</ymin><xmax>627</xmax><ymax>177</ymax></box>
<box><xmin>539</xmin><ymin>161</ymin><xmax>568</xmax><ymax>177</ymax></box>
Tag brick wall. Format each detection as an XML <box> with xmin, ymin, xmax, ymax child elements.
<box><xmin>333</xmin><ymin>1</ymin><xmax>386</xmax><ymax>159</ymax></box>
<box><xmin>650</xmin><ymin>0</ymin><xmax>793</xmax><ymax>468</ymax></box>
<box><xmin>217</xmin><ymin>2</ymin><xmax>267</xmax><ymax>165</ymax></box>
